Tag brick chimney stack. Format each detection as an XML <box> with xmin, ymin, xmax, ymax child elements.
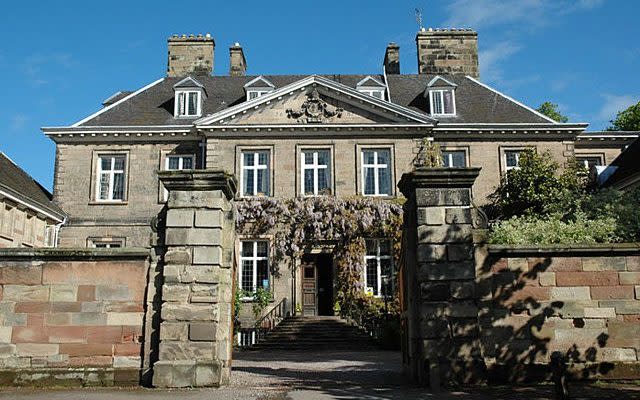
<box><xmin>383</xmin><ymin>42</ymin><xmax>400</xmax><ymax>74</ymax></box>
<box><xmin>229</xmin><ymin>43</ymin><xmax>247</xmax><ymax>76</ymax></box>
<box><xmin>167</xmin><ymin>33</ymin><xmax>215</xmax><ymax>77</ymax></box>
<box><xmin>416</xmin><ymin>28</ymin><xmax>479</xmax><ymax>78</ymax></box>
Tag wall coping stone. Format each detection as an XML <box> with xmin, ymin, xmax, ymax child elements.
<box><xmin>158</xmin><ymin>170</ymin><xmax>237</xmax><ymax>200</ymax></box>
<box><xmin>488</xmin><ymin>243</ymin><xmax>640</xmax><ymax>256</ymax></box>
<box><xmin>0</xmin><ymin>247</ymin><xmax>150</xmax><ymax>261</ymax></box>
<box><xmin>398</xmin><ymin>167</ymin><xmax>482</xmax><ymax>197</ymax></box>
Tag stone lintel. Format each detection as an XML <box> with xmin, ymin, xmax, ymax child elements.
<box><xmin>159</xmin><ymin>169</ymin><xmax>237</xmax><ymax>200</ymax></box>
<box><xmin>398</xmin><ymin>167</ymin><xmax>481</xmax><ymax>198</ymax></box>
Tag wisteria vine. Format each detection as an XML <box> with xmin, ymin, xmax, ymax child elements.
<box><xmin>235</xmin><ymin>196</ymin><xmax>404</xmax><ymax>317</ymax></box>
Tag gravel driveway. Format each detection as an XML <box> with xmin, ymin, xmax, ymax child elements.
<box><xmin>0</xmin><ymin>349</ymin><xmax>639</xmax><ymax>399</ymax></box>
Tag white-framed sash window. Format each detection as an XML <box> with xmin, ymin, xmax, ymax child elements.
<box><xmin>175</xmin><ymin>91</ymin><xmax>201</xmax><ymax>117</ymax></box>
<box><xmin>364</xmin><ymin>239</ymin><xmax>393</xmax><ymax>297</ymax></box>
<box><xmin>96</xmin><ymin>155</ymin><xmax>126</xmax><ymax>202</ymax></box>
<box><xmin>362</xmin><ymin>149</ymin><xmax>391</xmax><ymax>196</ymax></box>
<box><xmin>505</xmin><ymin>150</ymin><xmax>522</xmax><ymax>172</ymax></box>
<box><xmin>163</xmin><ymin>154</ymin><xmax>195</xmax><ymax>200</ymax></box>
<box><xmin>241</xmin><ymin>150</ymin><xmax>270</xmax><ymax>197</ymax></box>
<box><xmin>443</xmin><ymin>150</ymin><xmax>466</xmax><ymax>167</ymax></box>
<box><xmin>239</xmin><ymin>240</ymin><xmax>269</xmax><ymax>294</ymax></box>
<box><xmin>429</xmin><ymin>89</ymin><xmax>456</xmax><ymax>116</ymax></box>
<box><xmin>301</xmin><ymin>149</ymin><xmax>331</xmax><ymax>196</ymax></box>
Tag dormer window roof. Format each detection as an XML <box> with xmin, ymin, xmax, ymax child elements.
<box><xmin>426</xmin><ymin>75</ymin><xmax>457</xmax><ymax>116</ymax></box>
<box><xmin>356</xmin><ymin>76</ymin><xmax>386</xmax><ymax>100</ymax></box>
<box><xmin>173</xmin><ymin>77</ymin><xmax>205</xmax><ymax>118</ymax></box>
<box><xmin>244</xmin><ymin>76</ymin><xmax>275</xmax><ymax>100</ymax></box>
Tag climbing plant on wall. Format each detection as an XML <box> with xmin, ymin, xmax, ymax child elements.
<box><xmin>235</xmin><ymin>196</ymin><xmax>403</xmax><ymax>320</ymax></box>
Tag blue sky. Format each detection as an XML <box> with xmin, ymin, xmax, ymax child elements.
<box><xmin>1</xmin><ymin>0</ymin><xmax>638</xmax><ymax>190</ymax></box>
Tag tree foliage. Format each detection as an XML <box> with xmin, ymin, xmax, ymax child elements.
<box><xmin>491</xmin><ymin>150</ymin><xmax>586</xmax><ymax>219</ymax></box>
<box><xmin>607</xmin><ymin>100</ymin><xmax>640</xmax><ymax>131</ymax></box>
<box><xmin>536</xmin><ymin>101</ymin><xmax>569</xmax><ymax>123</ymax></box>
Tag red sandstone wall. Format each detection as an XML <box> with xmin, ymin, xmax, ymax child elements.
<box><xmin>482</xmin><ymin>247</ymin><xmax>640</xmax><ymax>380</ymax></box>
<box><xmin>0</xmin><ymin>251</ymin><xmax>149</xmax><ymax>385</ymax></box>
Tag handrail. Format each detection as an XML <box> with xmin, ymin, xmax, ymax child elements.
<box><xmin>254</xmin><ymin>297</ymin><xmax>288</xmax><ymax>344</ymax></box>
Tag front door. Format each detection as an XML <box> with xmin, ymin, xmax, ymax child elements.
<box><xmin>301</xmin><ymin>258</ymin><xmax>317</xmax><ymax>316</ymax></box>
<box><xmin>301</xmin><ymin>254</ymin><xmax>334</xmax><ymax>317</ymax></box>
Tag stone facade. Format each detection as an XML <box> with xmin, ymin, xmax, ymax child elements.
<box><xmin>0</xmin><ymin>248</ymin><xmax>149</xmax><ymax>386</ymax></box>
<box><xmin>416</xmin><ymin>29</ymin><xmax>479</xmax><ymax>78</ymax></box>
<box><xmin>0</xmin><ymin>199</ymin><xmax>54</xmax><ymax>248</ymax></box>
<box><xmin>54</xmin><ymin>140</ymin><xmax>201</xmax><ymax>248</ymax></box>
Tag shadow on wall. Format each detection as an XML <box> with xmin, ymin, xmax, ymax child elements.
<box><xmin>415</xmin><ymin>221</ymin><xmax>636</xmax><ymax>391</ymax></box>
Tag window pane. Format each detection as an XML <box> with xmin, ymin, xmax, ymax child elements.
<box><xmin>363</xmin><ymin>150</ymin><xmax>375</xmax><ymax>164</ymax></box>
<box><xmin>372</xmin><ymin>91</ymin><xmax>383</xmax><ymax>99</ymax></box>
<box><xmin>317</xmin><ymin>150</ymin><xmax>329</xmax><ymax>166</ymax></box>
<box><xmin>303</xmin><ymin>152</ymin><xmax>313</xmax><ymax>165</ymax></box>
<box><xmin>304</xmin><ymin>169</ymin><xmax>314</xmax><ymax>195</ymax></box>
<box><xmin>249</xmin><ymin>91</ymin><xmax>259</xmax><ymax>100</ymax></box>
<box><xmin>377</xmin><ymin>149</ymin><xmax>390</xmax><ymax>165</ymax></box>
<box><xmin>379</xmin><ymin>240</ymin><xmax>391</xmax><ymax>256</ymax></box>
<box><xmin>243</xmin><ymin>152</ymin><xmax>254</xmax><ymax>166</ymax></box>
<box><xmin>112</xmin><ymin>172</ymin><xmax>125</xmax><ymax>200</ymax></box>
<box><xmin>99</xmin><ymin>173</ymin><xmax>110</xmax><ymax>200</ymax></box>
<box><xmin>257</xmin><ymin>169</ymin><xmax>269</xmax><ymax>195</ymax></box>
<box><xmin>167</xmin><ymin>157</ymin><xmax>180</xmax><ymax>170</ymax></box>
<box><xmin>241</xmin><ymin>260</ymin><xmax>254</xmax><ymax>292</ymax></box>
<box><xmin>366</xmin><ymin>259</ymin><xmax>378</xmax><ymax>296</ymax></box>
<box><xmin>182</xmin><ymin>157</ymin><xmax>193</xmax><ymax>169</ymax></box>
<box><xmin>378</xmin><ymin>165</ymin><xmax>390</xmax><ymax>195</ymax></box>
<box><xmin>187</xmin><ymin>93</ymin><xmax>197</xmax><ymax>115</ymax></box>
<box><xmin>241</xmin><ymin>241</ymin><xmax>254</xmax><ymax>257</ymax></box>
<box><xmin>365</xmin><ymin>239</ymin><xmax>377</xmax><ymax>255</ymax></box>
<box><xmin>451</xmin><ymin>151</ymin><xmax>465</xmax><ymax>167</ymax></box>
<box><xmin>258</xmin><ymin>152</ymin><xmax>268</xmax><ymax>166</ymax></box>
<box><xmin>432</xmin><ymin>91</ymin><xmax>443</xmax><ymax>114</ymax></box>
<box><xmin>443</xmin><ymin>90</ymin><xmax>454</xmax><ymax>114</ymax></box>
<box><xmin>113</xmin><ymin>156</ymin><xmax>125</xmax><ymax>171</ymax></box>
<box><xmin>364</xmin><ymin>167</ymin><xmax>375</xmax><ymax>195</ymax></box>
<box><xmin>257</xmin><ymin>260</ymin><xmax>269</xmax><ymax>289</ymax></box>
<box><xmin>317</xmin><ymin>168</ymin><xmax>329</xmax><ymax>192</ymax></box>
<box><xmin>506</xmin><ymin>151</ymin><xmax>519</xmax><ymax>168</ymax></box>
<box><xmin>101</xmin><ymin>157</ymin><xmax>111</xmax><ymax>170</ymax></box>
<box><xmin>244</xmin><ymin>169</ymin><xmax>254</xmax><ymax>195</ymax></box>
<box><xmin>256</xmin><ymin>241</ymin><xmax>268</xmax><ymax>257</ymax></box>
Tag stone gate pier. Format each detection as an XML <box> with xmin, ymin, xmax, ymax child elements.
<box><xmin>152</xmin><ymin>170</ymin><xmax>237</xmax><ymax>387</ymax></box>
<box><xmin>398</xmin><ymin>167</ymin><xmax>484</xmax><ymax>387</ymax></box>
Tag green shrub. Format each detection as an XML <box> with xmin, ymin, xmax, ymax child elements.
<box><xmin>489</xmin><ymin>212</ymin><xmax>619</xmax><ymax>245</ymax></box>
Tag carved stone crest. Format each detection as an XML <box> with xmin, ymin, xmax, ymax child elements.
<box><xmin>286</xmin><ymin>89</ymin><xmax>343</xmax><ymax>123</ymax></box>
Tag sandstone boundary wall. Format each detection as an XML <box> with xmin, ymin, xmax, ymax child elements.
<box><xmin>0</xmin><ymin>248</ymin><xmax>150</xmax><ymax>386</ymax></box>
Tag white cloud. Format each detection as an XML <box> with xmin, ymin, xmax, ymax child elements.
<box><xmin>22</xmin><ymin>53</ymin><xmax>73</xmax><ymax>86</ymax></box>
<box><xmin>479</xmin><ymin>41</ymin><xmax>521</xmax><ymax>84</ymax></box>
<box><xmin>443</xmin><ymin>0</ymin><xmax>604</xmax><ymax>30</ymax></box>
<box><xmin>598</xmin><ymin>94</ymin><xmax>639</xmax><ymax>121</ymax></box>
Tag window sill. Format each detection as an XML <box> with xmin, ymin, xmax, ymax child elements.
<box><xmin>88</xmin><ymin>201</ymin><xmax>129</xmax><ymax>206</ymax></box>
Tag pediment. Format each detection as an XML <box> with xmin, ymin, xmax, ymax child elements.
<box><xmin>195</xmin><ymin>75</ymin><xmax>436</xmax><ymax>127</ymax></box>
<box><xmin>427</xmin><ymin>75</ymin><xmax>457</xmax><ymax>88</ymax></box>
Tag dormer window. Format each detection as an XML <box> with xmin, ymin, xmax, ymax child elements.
<box><xmin>173</xmin><ymin>77</ymin><xmax>205</xmax><ymax>118</ymax></box>
<box><xmin>176</xmin><ymin>91</ymin><xmax>201</xmax><ymax>116</ymax></box>
<box><xmin>244</xmin><ymin>76</ymin><xmax>275</xmax><ymax>101</ymax></box>
<box><xmin>356</xmin><ymin>76</ymin><xmax>386</xmax><ymax>100</ymax></box>
<box><xmin>426</xmin><ymin>76</ymin><xmax>457</xmax><ymax>116</ymax></box>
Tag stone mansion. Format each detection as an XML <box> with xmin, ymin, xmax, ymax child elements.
<box><xmin>41</xmin><ymin>29</ymin><xmax>634</xmax><ymax>317</ymax></box>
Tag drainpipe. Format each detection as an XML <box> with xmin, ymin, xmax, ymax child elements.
<box><xmin>382</xmin><ymin>65</ymin><xmax>392</xmax><ymax>103</ymax></box>
<box><xmin>52</xmin><ymin>216</ymin><xmax>66</xmax><ymax>247</ymax></box>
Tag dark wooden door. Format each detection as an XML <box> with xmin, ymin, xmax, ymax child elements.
<box><xmin>301</xmin><ymin>261</ymin><xmax>317</xmax><ymax>316</ymax></box>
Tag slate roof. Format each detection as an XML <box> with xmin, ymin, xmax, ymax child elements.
<box><xmin>78</xmin><ymin>74</ymin><xmax>554</xmax><ymax>126</ymax></box>
<box><xmin>0</xmin><ymin>152</ymin><xmax>65</xmax><ymax>219</ymax></box>
<box><xmin>602</xmin><ymin>137</ymin><xmax>640</xmax><ymax>190</ymax></box>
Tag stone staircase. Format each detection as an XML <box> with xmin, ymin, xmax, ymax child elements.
<box><xmin>250</xmin><ymin>316</ymin><xmax>378</xmax><ymax>351</ymax></box>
